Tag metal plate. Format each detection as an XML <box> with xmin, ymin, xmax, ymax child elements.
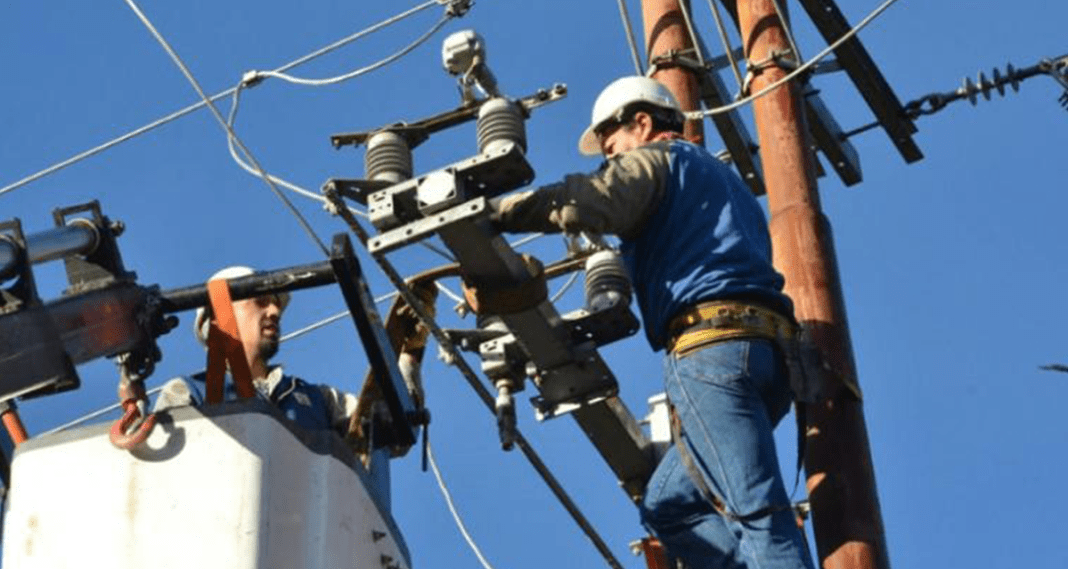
<box><xmin>367</xmin><ymin>197</ymin><xmax>487</xmax><ymax>255</ymax></box>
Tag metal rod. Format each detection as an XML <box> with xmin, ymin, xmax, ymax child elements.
<box><xmin>0</xmin><ymin>221</ymin><xmax>98</xmax><ymax>280</ymax></box>
<box><xmin>159</xmin><ymin>261</ymin><xmax>337</xmax><ymax>313</ymax></box>
<box><xmin>734</xmin><ymin>1</ymin><xmax>889</xmax><ymax>568</ymax></box>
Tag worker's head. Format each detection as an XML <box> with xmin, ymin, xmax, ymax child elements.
<box><xmin>193</xmin><ymin>266</ymin><xmax>291</xmax><ymax>367</ymax></box>
<box><xmin>577</xmin><ymin>76</ymin><xmax>685</xmax><ymax>158</ymax></box>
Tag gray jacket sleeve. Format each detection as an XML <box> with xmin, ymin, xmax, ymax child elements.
<box><xmin>493</xmin><ymin>144</ymin><xmax>670</xmax><ymax>241</ymax></box>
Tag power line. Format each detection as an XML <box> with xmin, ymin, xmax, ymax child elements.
<box><xmin>426</xmin><ymin>443</ymin><xmax>499</xmax><ymax>569</ymax></box>
<box><xmin>686</xmin><ymin>0</ymin><xmax>902</xmax><ymax>119</ymax></box>
<box><xmin>551</xmin><ymin>271</ymin><xmax>581</xmax><ymax>303</ymax></box>
<box><xmin>248</xmin><ymin>14</ymin><xmax>453</xmax><ymax>87</ymax></box>
<box><xmin>615</xmin><ymin>0</ymin><xmax>645</xmax><ymax>76</ymax></box>
<box><xmin>0</xmin><ymin>0</ymin><xmax>444</xmax><ymax>198</ymax></box>
<box><xmin>704</xmin><ymin>0</ymin><xmax>744</xmax><ymax>88</ymax></box>
<box><xmin>121</xmin><ymin>0</ymin><xmax>330</xmax><ymax>257</ymax></box>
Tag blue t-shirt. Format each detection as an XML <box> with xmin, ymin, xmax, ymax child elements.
<box><xmin>621</xmin><ymin>141</ymin><xmax>791</xmax><ymax>350</ymax></box>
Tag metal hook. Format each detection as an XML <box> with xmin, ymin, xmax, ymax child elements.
<box><xmin>109</xmin><ymin>398</ymin><xmax>157</xmax><ymax>449</ymax></box>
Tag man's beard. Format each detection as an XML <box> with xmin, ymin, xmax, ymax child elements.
<box><xmin>257</xmin><ymin>337</ymin><xmax>280</xmax><ymax>362</ymax></box>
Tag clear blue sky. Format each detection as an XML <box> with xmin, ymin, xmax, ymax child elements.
<box><xmin>2</xmin><ymin>1</ymin><xmax>1067</xmax><ymax>568</ymax></box>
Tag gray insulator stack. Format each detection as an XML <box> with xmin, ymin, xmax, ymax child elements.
<box><xmin>584</xmin><ymin>251</ymin><xmax>631</xmax><ymax>312</ymax></box>
<box><xmin>476</xmin><ymin>98</ymin><xmax>526</xmax><ymax>155</ymax></box>
<box><xmin>365</xmin><ymin>131</ymin><xmax>413</xmax><ymax>184</ymax></box>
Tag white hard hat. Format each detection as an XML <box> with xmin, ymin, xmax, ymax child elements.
<box><xmin>577</xmin><ymin>76</ymin><xmax>683</xmax><ymax>156</ymax></box>
<box><xmin>193</xmin><ymin>266</ymin><xmax>290</xmax><ymax>345</ymax></box>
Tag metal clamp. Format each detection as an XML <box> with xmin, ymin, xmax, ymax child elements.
<box><xmin>740</xmin><ymin>49</ymin><xmax>799</xmax><ymax>98</ymax></box>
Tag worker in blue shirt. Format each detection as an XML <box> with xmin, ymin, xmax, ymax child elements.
<box><xmin>154</xmin><ymin>266</ymin><xmax>357</xmax><ymax>434</ymax></box>
<box><xmin>493</xmin><ymin>76</ymin><xmax>814</xmax><ymax>569</ymax></box>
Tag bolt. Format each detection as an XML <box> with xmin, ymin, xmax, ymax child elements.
<box><xmin>110</xmin><ymin>220</ymin><xmax>126</xmax><ymax>236</ymax></box>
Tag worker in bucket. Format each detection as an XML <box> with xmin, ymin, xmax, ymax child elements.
<box><xmin>154</xmin><ymin>266</ymin><xmax>357</xmax><ymax>434</ymax></box>
<box><xmin>491</xmin><ymin>76</ymin><xmax>813</xmax><ymax>569</ymax></box>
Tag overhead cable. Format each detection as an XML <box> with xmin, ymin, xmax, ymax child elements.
<box><xmin>686</xmin><ymin>0</ymin><xmax>902</xmax><ymax>119</ymax></box>
<box><xmin>247</xmin><ymin>14</ymin><xmax>453</xmax><ymax>87</ymax></box>
<box><xmin>426</xmin><ymin>443</ymin><xmax>499</xmax><ymax>569</ymax></box>
<box><xmin>0</xmin><ymin>0</ymin><xmax>443</xmax><ymax>198</ymax></box>
<box><xmin>435</xmin><ymin>280</ymin><xmax>467</xmax><ymax>306</ymax></box>
<box><xmin>704</xmin><ymin>0</ymin><xmax>744</xmax><ymax>88</ymax></box>
<box><xmin>225</xmin><ymin>84</ymin><xmax>330</xmax><ymax>204</ymax></box>
<box><xmin>509</xmin><ymin>232</ymin><xmax>547</xmax><ymax>249</ymax></box>
<box><xmin>615</xmin><ymin>0</ymin><xmax>645</xmax><ymax>76</ymax></box>
<box><xmin>121</xmin><ymin>0</ymin><xmax>331</xmax><ymax>257</ymax></box>
<box><xmin>281</xmin><ymin>310</ymin><xmax>351</xmax><ymax>343</ymax></box>
<box><xmin>770</xmin><ymin>0</ymin><xmax>803</xmax><ymax>65</ymax></box>
<box><xmin>677</xmin><ymin>0</ymin><xmax>708</xmax><ymax>70</ymax></box>
<box><xmin>550</xmin><ymin>271</ymin><xmax>581</xmax><ymax>303</ymax></box>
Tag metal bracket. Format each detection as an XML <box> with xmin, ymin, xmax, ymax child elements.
<box><xmin>804</xmin><ymin>91</ymin><xmax>862</xmax><ymax>186</ymax></box>
<box><xmin>331</xmin><ymin>83</ymin><xmax>567</xmax><ymax>149</ymax></box>
<box><xmin>52</xmin><ymin>201</ymin><xmax>135</xmax><ymax>294</ymax></box>
<box><xmin>368</xmin><ymin>197</ymin><xmax>488</xmax><ymax>255</ymax></box>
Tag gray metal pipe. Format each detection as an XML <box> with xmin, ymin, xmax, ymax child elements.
<box><xmin>0</xmin><ymin>220</ymin><xmax>99</xmax><ymax>281</ymax></box>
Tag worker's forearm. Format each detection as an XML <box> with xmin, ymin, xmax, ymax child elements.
<box><xmin>493</xmin><ymin>145</ymin><xmax>669</xmax><ymax>239</ymax></box>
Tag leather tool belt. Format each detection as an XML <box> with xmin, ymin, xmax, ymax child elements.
<box><xmin>666</xmin><ymin>299</ymin><xmax>796</xmax><ymax>356</ymax></box>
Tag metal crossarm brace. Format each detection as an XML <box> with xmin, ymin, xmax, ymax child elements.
<box><xmin>795</xmin><ymin>0</ymin><xmax>923</xmax><ymax>163</ymax></box>
<box><xmin>804</xmin><ymin>91</ymin><xmax>862</xmax><ymax>186</ymax></box>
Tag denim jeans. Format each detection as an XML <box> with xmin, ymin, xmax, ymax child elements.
<box><xmin>639</xmin><ymin>339</ymin><xmax>815</xmax><ymax>569</ymax></box>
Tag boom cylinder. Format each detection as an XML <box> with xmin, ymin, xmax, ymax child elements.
<box><xmin>0</xmin><ymin>220</ymin><xmax>99</xmax><ymax>282</ymax></box>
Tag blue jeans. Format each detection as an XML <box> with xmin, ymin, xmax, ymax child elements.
<box><xmin>639</xmin><ymin>339</ymin><xmax>814</xmax><ymax>569</ymax></box>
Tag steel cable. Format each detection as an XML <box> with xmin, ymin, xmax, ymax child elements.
<box><xmin>704</xmin><ymin>0</ymin><xmax>744</xmax><ymax>89</ymax></box>
<box><xmin>770</xmin><ymin>0</ymin><xmax>803</xmax><ymax>64</ymax></box>
<box><xmin>615</xmin><ymin>0</ymin><xmax>645</xmax><ymax>76</ymax></box>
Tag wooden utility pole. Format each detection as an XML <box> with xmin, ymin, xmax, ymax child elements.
<box><xmin>637</xmin><ymin>1</ymin><xmax>891</xmax><ymax>568</ymax></box>
<box><xmin>639</xmin><ymin>0</ymin><xmax>704</xmax><ymax>144</ymax></box>
<box><xmin>732</xmin><ymin>2</ymin><xmax>890</xmax><ymax>567</ymax></box>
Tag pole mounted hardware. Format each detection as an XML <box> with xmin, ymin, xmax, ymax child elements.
<box><xmin>321</xmin><ymin>28</ymin><xmax>656</xmax><ymax>500</ymax></box>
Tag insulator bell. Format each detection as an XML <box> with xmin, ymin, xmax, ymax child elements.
<box><xmin>583</xmin><ymin>251</ymin><xmax>631</xmax><ymax>313</ymax></box>
<box><xmin>365</xmin><ymin>131</ymin><xmax>413</xmax><ymax>184</ymax></box>
<box><xmin>476</xmin><ymin>98</ymin><xmax>526</xmax><ymax>155</ymax></box>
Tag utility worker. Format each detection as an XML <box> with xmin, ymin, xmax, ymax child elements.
<box><xmin>155</xmin><ymin>266</ymin><xmax>357</xmax><ymax>434</ymax></box>
<box><xmin>492</xmin><ymin>77</ymin><xmax>813</xmax><ymax>569</ymax></box>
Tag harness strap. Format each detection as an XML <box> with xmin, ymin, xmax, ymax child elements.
<box><xmin>204</xmin><ymin>278</ymin><xmax>256</xmax><ymax>404</ymax></box>
<box><xmin>669</xmin><ymin>405</ymin><xmax>790</xmax><ymax>524</ymax></box>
